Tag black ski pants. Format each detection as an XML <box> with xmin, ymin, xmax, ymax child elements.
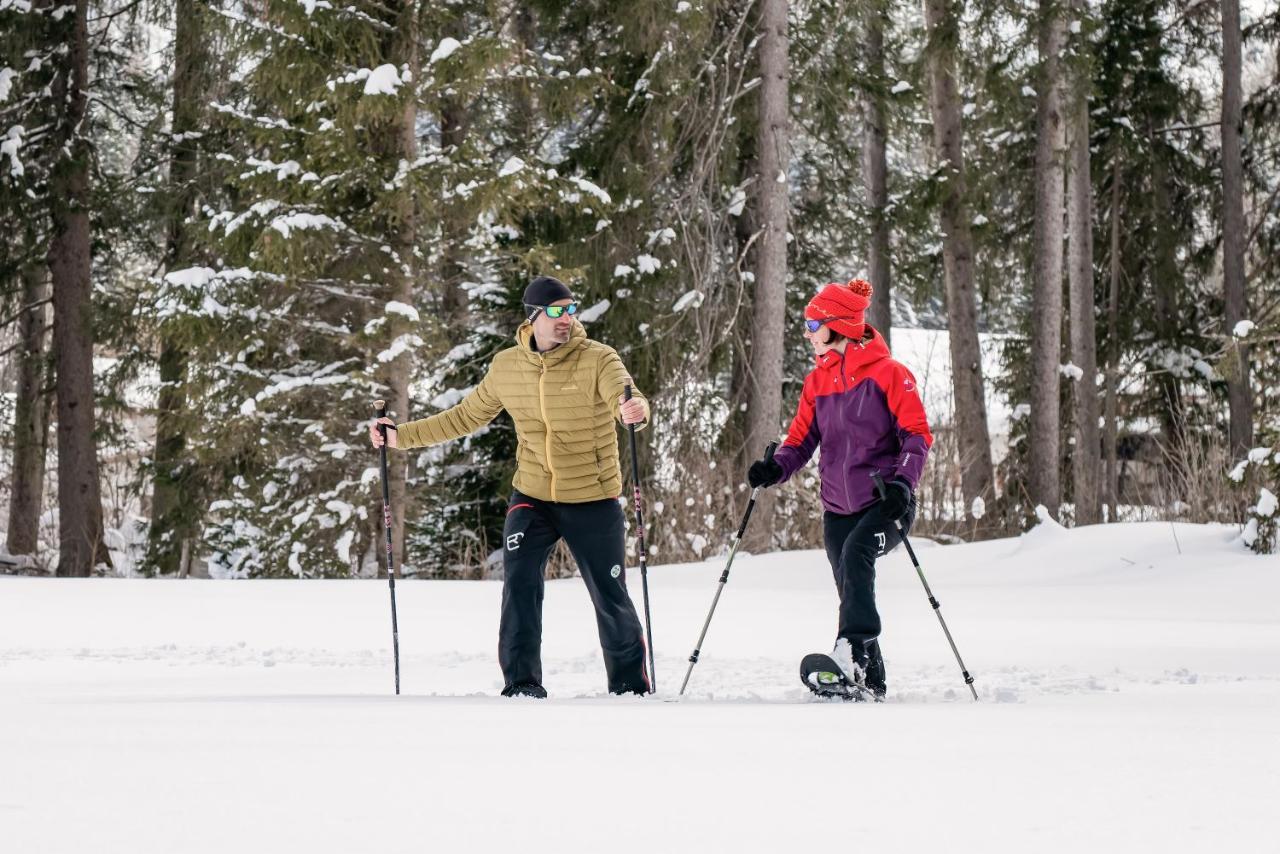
<box><xmin>823</xmin><ymin>498</ymin><xmax>916</xmax><ymax>694</ymax></box>
<box><xmin>500</xmin><ymin>491</ymin><xmax>649</xmax><ymax>694</ymax></box>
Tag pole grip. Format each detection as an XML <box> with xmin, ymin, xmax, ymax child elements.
<box><xmin>736</xmin><ymin>441</ymin><xmax>780</xmax><ymax>539</ymax></box>
<box><xmin>374</xmin><ymin>399</ymin><xmax>387</xmax><ymax>420</ymax></box>
<box><xmin>624</xmin><ymin>384</ymin><xmax>633</xmax><ymax>402</ymax></box>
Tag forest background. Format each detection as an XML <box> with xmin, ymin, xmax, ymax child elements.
<box><xmin>1</xmin><ymin>0</ymin><xmax>1277</xmax><ymax>579</ymax></box>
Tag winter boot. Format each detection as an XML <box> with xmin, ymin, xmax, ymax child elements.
<box><xmin>502</xmin><ymin>682</ymin><xmax>548</xmax><ymax>699</ymax></box>
<box><xmin>831</xmin><ymin>638</ymin><xmax>870</xmax><ymax>690</ymax></box>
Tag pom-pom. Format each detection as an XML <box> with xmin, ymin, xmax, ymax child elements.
<box><xmin>847</xmin><ymin>278</ymin><xmax>874</xmax><ymax>300</ymax></box>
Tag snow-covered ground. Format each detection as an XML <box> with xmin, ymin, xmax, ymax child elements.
<box><xmin>3</xmin><ymin>520</ymin><xmax>1278</xmax><ymax>853</ymax></box>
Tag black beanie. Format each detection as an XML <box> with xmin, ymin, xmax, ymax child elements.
<box><xmin>522</xmin><ymin>275</ymin><xmax>574</xmax><ymax>308</ymax></box>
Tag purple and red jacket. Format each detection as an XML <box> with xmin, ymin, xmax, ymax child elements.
<box><xmin>773</xmin><ymin>328</ymin><xmax>934</xmax><ymax>516</ymax></box>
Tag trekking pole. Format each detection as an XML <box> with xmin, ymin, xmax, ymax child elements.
<box><xmin>679</xmin><ymin>441</ymin><xmax>778</xmax><ymax>696</ymax></box>
<box><xmin>872</xmin><ymin>474</ymin><xmax>977</xmax><ymax>701</ymax></box>
<box><xmin>374</xmin><ymin>400</ymin><xmax>401</xmax><ymax>696</ymax></box>
<box><xmin>623</xmin><ymin>385</ymin><xmax>657</xmax><ymax>693</ymax></box>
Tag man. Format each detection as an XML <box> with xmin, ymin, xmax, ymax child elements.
<box><xmin>370</xmin><ymin>275</ymin><xmax>651</xmax><ymax>698</ymax></box>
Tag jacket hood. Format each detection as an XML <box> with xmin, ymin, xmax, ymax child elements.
<box><xmin>814</xmin><ymin>326</ymin><xmax>890</xmax><ymax>373</ymax></box>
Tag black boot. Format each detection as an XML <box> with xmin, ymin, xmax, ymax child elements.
<box><xmin>501</xmin><ymin>682</ymin><xmax>548</xmax><ymax>699</ymax></box>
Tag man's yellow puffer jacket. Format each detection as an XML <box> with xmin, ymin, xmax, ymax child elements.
<box><xmin>395</xmin><ymin>320</ymin><xmax>649</xmax><ymax>504</ymax></box>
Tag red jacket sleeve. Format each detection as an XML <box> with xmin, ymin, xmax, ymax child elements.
<box><xmin>773</xmin><ymin>372</ymin><xmax>820</xmax><ymax>482</ymax></box>
<box><xmin>885</xmin><ymin>362</ymin><xmax>933</xmax><ymax>488</ymax></box>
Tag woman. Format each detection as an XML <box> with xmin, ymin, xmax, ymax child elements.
<box><xmin>747</xmin><ymin>278</ymin><xmax>933</xmax><ymax>700</ymax></box>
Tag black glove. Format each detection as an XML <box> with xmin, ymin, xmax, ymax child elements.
<box><xmin>878</xmin><ymin>478</ymin><xmax>913</xmax><ymax>522</ymax></box>
<box><xmin>747</xmin><ymin>457</ymin><xmax>783</xmax><ymax>489</ymax></box>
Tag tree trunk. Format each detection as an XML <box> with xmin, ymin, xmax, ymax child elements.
<box><xmin>1066</xmin><ymin>0</ymin><xmax>1100</xmax><ymax>526</ymax></box>
<box><xmin>381</xmin><ymin>0</ymin><xmax>419</xmax><ymax>577</ymax></box>
<box><xmin>1221</xmin><ymin>0</ymin><xmax>1251</xmax><ymax>456</ymax></box>
<box><xmin>5</xmin><ymin>262</ymin><xmax>51</xmax><ymax>557</ymax></box>
<box><xmin>862</xmin><ymin>2</ymin><xmax>892</xmax><ymax>347</ymax></box>
<box><xmin>923</xmin><ymin>0</ymin><xmax>995</xmax><ymax>527</ymax></box>
<box><xmin>149</xmin><ymin>0</ymin><xmax>209</xmax><ymax>575</ymax></box>
<box><xmin>1030</xmin><ymin>0</ymin><xmax>1067</xmax><ymax>519</ymax></box>
<box><xmin>1104</xmin><ymin>159</ymin><xmax>1122</xmax><ymax>523</ymax></box>
<box><xmin>743</xmin><ymin>0</ymin><xmax>789</xmax><ymax>546</ymax></box>
<box><xmin>439</xmin><ymin>14</ymin><xmax>470</xmax><ymax>332</ymax></box>
<box><xmin>1148</xmin><ymin>125</ymin><xmax>1184</xmax><ymax>452</ymax></box>
<box><xmin>48</xmin><ymin>0</ymin><xmax>108</xmax><ymax>576</ymax></box>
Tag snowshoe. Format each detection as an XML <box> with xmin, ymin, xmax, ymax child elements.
<box><xmin>800</xmin><ymin>652</ymin><xmax>873</xmax><ymax>702</ymax></box>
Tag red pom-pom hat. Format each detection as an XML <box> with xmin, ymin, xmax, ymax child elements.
<box><xmin>804</xmin><ymin>278</ymin><xmax>874</xmax><ymax>340</ymax></box>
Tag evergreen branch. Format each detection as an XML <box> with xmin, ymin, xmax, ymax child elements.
<box><xmin>88</xmin><ymin>0</ymin><xmax>147</xmax><ymax>27</ymax></box>
<box><xmin>0</xmin><ymin>295</ymin><xmax>51</xmax><ymax>331</ymax></box>
<box><xmin>1246</xmin><ymin>245</ymin><xmax>1277</xmax><ymax>288</ymax></box>
<box><xmin>0</xmin><ymin>321</ymin><xmax>51</xmax><ymax>358</ymax></box>
<box><xmin>210</xmin><ymin>5</ymin><xmax>309</xmax><ymax>49</ymax></box>
<box><xmin>322</xmin><ymin>3</ymin><xmax>392</xmax><ymax>33</ymax></box>
<box><xmin>89</xmin><ymin>94</ymin><xmax>152</xmax><ymax>131</ymax></box>
<box><xmin>1245</xmin><ymin>181</ymin><xmax>1280</xmax><ymax>253</ymax></box>
<box><xmin>1152</xmin><ymin>120</ymin><xmax>1219</xmax><ymax>134</ymax></box>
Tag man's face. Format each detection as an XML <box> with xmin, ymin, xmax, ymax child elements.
<box><xmin>531</xmin><ymin>298</ymin><xmax>574</xmax><ymax>348</ymax></box>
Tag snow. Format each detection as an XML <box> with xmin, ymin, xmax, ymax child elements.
<box><xmin>0</xmin><ymin>67</ymin><xmax>15</xmax><ymax>102</ymax></box>
<box><xmin>2</xmin><ymin>123</ymin><xmax>24</xmax><ymax>176</ymax></box>
<box><xmin>430</xmin><ymin>386</ymin><xmax>471</xmax><ymax>410</ymax></box>
<box><xmin>567</xmin><ymin>175</ymin><xmax>611</xmax><ymax>205</ymax></box>
<box><xmin>375</xmin><ymin>333</ymin><xmax>425</xmax><ymax>363</ymax></box>
<box><xmin>363</xmin><ymin>64</ymin><xmax>402</xmax><ymax>96</ymax></box>
<box><xmin>1059</xmin><ymin>361</ymin><xmax>1084</xmax><ymax>381</ymax></box>
<box><xmin>728</xmin><ymin>187</ymin><xmax>747</xmax><ymax>216</ymax></box>
<box><xmin>1</xmin><ymin>522</ymin><xmax>1277</xmax><ymax>852</ymax></box>
<box><xmin>163</xmin><ymin>266</ymin><xmax>216</xmax><ymax>288</ymax></box>
<box><xmin>577</xmin><ymin>299</ymin><xmax>611</xmax><ymax>323</ymax></box>
<box><xmin>673</xmin><ymin>290</ymin><xmax>704</xmax><ymax>312</ymax></box>
<box><xmin>383</xmin><ymin>300</ymin><xmax>420</xmax><ymax>322</ymax></box>
<box><xmin>498</xmin><ymin>156</ymin><xmax>525</xmax><ymax>177</ymax></box>
<box><xmin>1257</xmin><ymin>488</ymin><xmax>1277</xmax><ymax>518</ymax></box>
<box><xmin>1022</xmin><ymin>85</ymin><xmax>1037</xmax><ymax>97</ymax></box>
<box><xmin>635</xmin><ymin>253</ymin><xmax>661</xmax><ymax>274</ymax></box>
<box><xmin>1233</xmin><ymin>320</ymin><xmax>1255</xmax><ymax>338</ymax></box>
<box><xmin>269</xmin><ymin>212</ymin><xmax>343</xmax><ymax>238</ymax></box>
<box><xmin>429</xmin><ymin>38</ymin><xmax>461</xmax><ymax>65</ymax></box>
<box><xmin>1242</xmin><ymin>517</ymin><xmax>1260</xmax><ymax>547</ymax></box>
<box><xmin>890</xmin><ymin>80</ymin><xmax>912</xmax><ymax>94</ymax></box>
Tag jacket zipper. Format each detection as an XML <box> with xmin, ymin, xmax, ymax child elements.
<box><xmin>841</xmin><ymin>348</ymin><xmax>854</xmax><ymax>512</ymax></box>
<box><xmin>537</xmin><ymin>356</ymin><xmax>558</xmax><ymax>502</ymax></box>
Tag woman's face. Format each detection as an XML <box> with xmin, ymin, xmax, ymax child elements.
<box><xmin>804</xmin><ymin>322</ymin><xmax>841</xmax><ymax>357</ymax></box>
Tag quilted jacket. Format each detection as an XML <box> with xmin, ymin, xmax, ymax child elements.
<box><xmin>395</xmin><ymin>320</ymin><xmax>649</xmax><ymax>503</ymax></box>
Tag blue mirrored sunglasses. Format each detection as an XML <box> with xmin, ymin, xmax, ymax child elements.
<box><xmin>804</xmin><ymin>316</ymin><xmax>853</xmax><ymax>333</ymax></box>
